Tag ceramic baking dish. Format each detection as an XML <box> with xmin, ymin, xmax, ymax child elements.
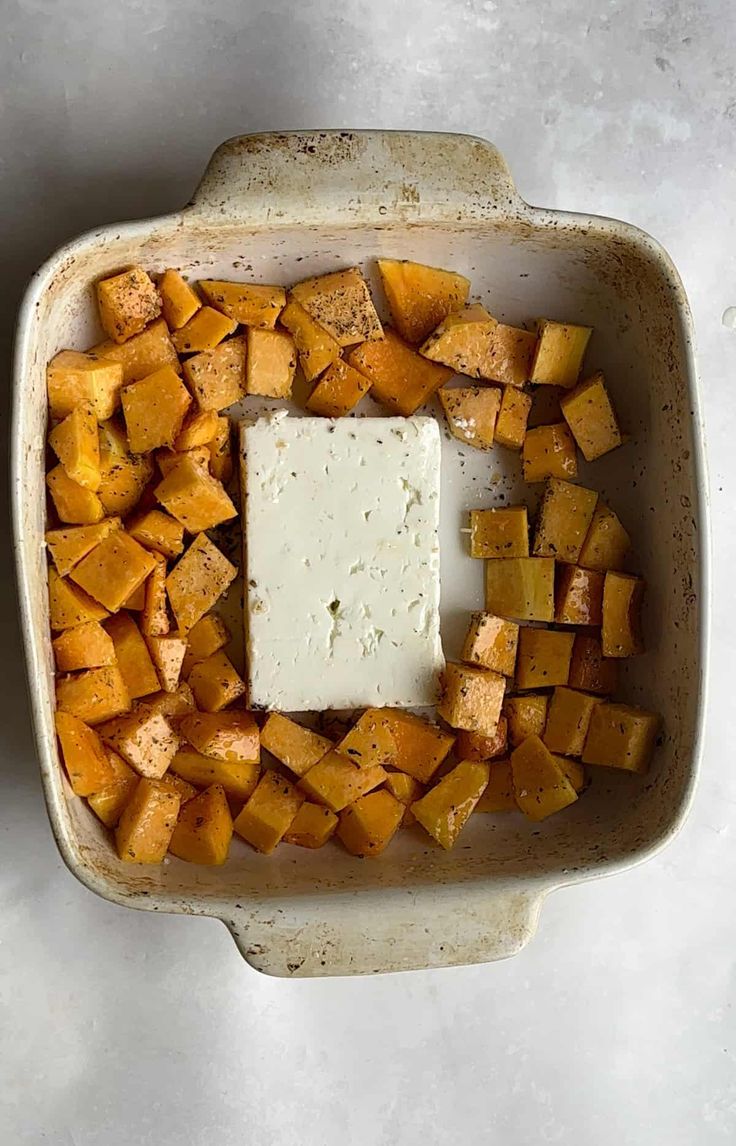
<box><xmin>12</xmin><ymin>131</ymin><xmax>708</xmax><ymax>976</ymax></box>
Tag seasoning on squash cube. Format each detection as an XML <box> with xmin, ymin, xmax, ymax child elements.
<box><xmin>45</xmin><ymin>518</ymin><xmax>122</xmax><ymax>577</ymax></box>
<box><xmin>456</xmin><ymin>716</ymin><xmax>508</xmax><ymax>762</ymax></box>
<box><xmin>437</xmin><ymin>661</ymin><xmax>506</xmax><ymax>736</ymax></box>
<box><xmin>97</xmin><ymin>419</ymin><xmax>154</xmax><ymax>517</ymax></box>
<box><xmin>412</xmin><ymin>760</ymin><xmax>490</xmax><ymax>849</ymax></box>
<box><xmin>168</xmin><ymin>784</ymin><xmax>233</xmax><ymax>865</ymax></box>
<box><xmin>48</xmin><ymin>403</ymin><xmax>101</xmax><ymax>491</ymax></box>
<box><xmin>96</xmin><ymin>266</ymin><xmax>161</xmax><ymax>343</ymax></box>
<box><xmin>504</xmin><ymin>693</ymin><xmax>549</xmax><ymax>747</ymax></box>
<box><xmin>181</xmin><ymin>612</ymin><xmax>230</xmax><ymax>677</ymax></box>
<box><xmin>166</xmin><ymin>533</ymin><xmax>236</xmax><ymax>633</ymax></box>
<box><xmin>145</xmin><ymin>682</ymin><xmax>196</xmax><ymax>720</ymax></box>
<box><xmin>515</xmin><ymin>628</ymin><xmax>574</xmax><ymax>690</ymax></box>
<box><xmin>555</xmin><ymin>565</ymin><xmax>604</xmax><ymax>626</ymax></box>
<box><xmin>495</xmin><ymin>386</ymin><xmax>532</xmax><ymax>450</ymax></box>
<box><xmin>121</xmin><ymin>365</ymin><xmax>192</xmax><ymax>453</ymax></box>
<box><xmin>188</xmin><ymin>650</ymin><xmax>245</xmax><ymax>712</ymax></box>
<box><xmin>179</xmin><ymin>710</ymin><xmax>260</xmax><ymax>764</ymax></box>
<box><xmin>560</xmin><ymin>371</ymin><xmax>622</xmax><ymax>461</ymax></box>
<box><xmin>98</xmin><ymin>705</ymin><xmax>179</xmax><ymax>778</ymax></box>
<box><xmin>522</xmin><ymin>422</ymin><xmax>578</xmax><ymax>482</ymax></box>
<box><xmin>156</xmin><ymin>446</ymin><xmax>211</xmax><ymax>478</ymax></box>
<box><xmin>56</xmin><ymin>666</ymin><xmax>131</xmax><ymax>726</ymax></box>
<box><xmin>485</xmin><ymin>557</ymin><xmax>555</xmax><ymax>622</ymax></box>
<box><xmin>53</xmin><ymin>620</ymin><xmax>116</xmax><ymax>672</ymax></box>
<box><xmin>475</xmin><ymin>761</ymin><xmax>517</xmax><ymax>812</ymax></box>
<box><xmin>47</xmin><ymin>464</ymin><xmax>105</xmax><ymax>525</ymax></box>
<box><xmin>377</xmin><ymin>258</ymin><xmax>470</xmax><ymax>344</ymax></box>
<box><xmin>140</xmin><ymin>552</ymin><xmax>169</xmax><ymax>637</ymax></box>
<box><xmin>174</xmin><ymin>409</ymin><xmax>220</xmax><ymax>452</ymax></box>
<box><xmin>233</xmin><ymin>770</ymin><xmax>304</xmax><ymax>854</ymax></box>
<box><xmin>69</xmin><ymin>531</ymin><xmax>156</xmax><ymax>612</ymax></box>
<box><xmin>155</xmin><ymin>455</ymin><xmax>236</xmax><ymax>533</ymax></box>
<box><xmin>511</xmin><ymin>735</ymin><xmax>578</xmax><ymax>821</ymax></box>
<box><xmin>55</xmin><ymin>710</ymin><xmax>119</xmax><ymax>796</ymax></box>
<box><xmin>87</xmin><ymin>749</ymin><xmax>139</xmax><ymax>827</ymax></box>
<box><xmin>127</xmin><ymin>508</ymin><xmax>184</xmax><ymax>560</ymax></box>
<box><xmin>543</xmin><ymin>687</ymin><xmax>602</xmax><ymax>757</ymax></box>
<box><xmin>283</xmin><ymin>802</ymin><xmax>338</xmax><ymax>848</ymax></box>
<box><xmin>533</xmin><ymin>478</ymin><xmax>598</xmax><ymax>564</ymax></box>
<box><xmin>260</xmin><ymin>713</ymin><xmax>332</xmax><ymax>777</ymax></box>
<box><xmin>291</xmin><ymin>267</ymin><xmax>382</xmax><ymax>346</ymax></box>
<box><xmin>529</xmin><ymin>319</ymin><xmax>592</xmax><ymax>388</ymax></box>
<box><xmin>583</xmin><ymin>702</ymin><xmax>661</xmax><ymax>773</ymax></box>
<box><xmin>602</xmin><ymin>572</ymin><xmax>644</xmax><ymax>657</ymax></box>
<box><xmin>568</xmin><ymin>634</ymin><xmax>619</xmax><ymax>695</ymax></box>
<box><xmin>182</xmin><ymin>335</ymin><xmax>246</xmax><ymax>411</ymax></box>
<box><xmin>461</xmin><ymin>612</ymin><xmax>519</xmax><ymax>676</ymax></box>
<box><xmin>93</xmin><ymin>320</ymin><xmax>180</xmax><ymax>389</ymax></box>
<box><xmin>553</xmin><ymin>755</ymin><xmax>587</xmax><ymax>793</ymax></box>
<box><xmin>159</xmin><ymin>772</ymin><xmax>198</xmax><ymax>803</ymax></box>
<box><xmin>337</xmin><ymin>709</ymin><xmax>398</xmax><ymax>769</ymax></box>
<box><xmin>47</xmin><ymin>350</ymin><xmax>125</xmax><ymax>421</ymax></box>
<box><xmin>578</xmin><ymin>501</ymin><xmax>631</xmax><ymax>572</ymax></box>
<box><xmin>199</xmin><ymin>280</ymin><xmax>286</xmax><ymax>328</ymax></box>
<box><xmin>337</xmin><ymin>789</ymin><xmax>404</xmax><ymax>857</ymax></box>
<box><xmin>172</xmin><ymin>306</ymin><xmax>236</xmax><ymax>354</ymax></box>
<box><xmin>376</xmin><ymin>710</ymin><xmax>454</xmax><ymax>784</ymax></box>
<box><xmin>105</xmin><ymin>612</ymin><xmax>161</xmax><ymax>699</ymax></box>
<box><xmin>170</xmin><ymin>750</ymin><xmax>259</xmax><ymax>802</ymax></box>
<box><xmin>298</xmin><ymin>752</ymin><xmax>387</xmax><ymax>812</ymax></box>
<box><xmin>207</xmin><ymin>416</ymin><xmax>233</xmax><ymax>484</ymax></box>
<box><xmin>280</xmin><ymin>297</ymin><xmax>342</xmax><ymax>382</ymax></box>
<box><xmin>244</xmin><ymin>327</ymin><xmax>296</xmax><ymax>399</ymax></box>
<box><xmin>419</xmin><ymin>304</ymin><xmax>498</xmax><ymax>377</ymax></box>
<box><xmin>48</xmin><ymin>568</ymin><xmax>109</xmax><ymax>630</ymax></box>
<box><xmin>438</xmin><ymin>385</ymin><xmax>501</xmax><ymax>450</ymax></box>
<box><xmin>469</xmin><ymin>506</ymin><xmax>529</xmax><ymax>559</ymax></box>
<box><xmin>158</xmin><ymin>269</ymin><xmax>201</xmax><ymax>330</ymax></box>
<box><xmin>305</xmin><ymin>358</ymin><xmax>370</xmax><ymax>417</ymax></box>
<box><xmin>347</xmin><ymin>328</ymin><xmax>452</xmax><ymax>416</ymax></box>
<box><xmin>482</xmin><ymin>323</ymin><xmax>538</xmax><ymax>388</ymax></box>
<box><xmin>146</xmin><ymin>633</ymin><xmax>187</xmax><ymax>693</ymax></box>
<box><xmin>115</xmin><ymin>778</ymin><xmax>180</xmax><ymax>863</ymax></box>
<box><xmin>383</xmin><ymin>770</ymin><xmax>424</xmax><ymax>808</ymax></box>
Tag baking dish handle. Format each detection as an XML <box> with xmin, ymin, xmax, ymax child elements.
<box><xmin>188</xmin><ymin>130</ymin><xmax>527</xmax><ymax>226</ymax></box>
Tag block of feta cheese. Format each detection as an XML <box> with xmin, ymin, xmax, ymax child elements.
<box><xmin>241</xmin><ymin>414</ymin><xmax>443</xmax><ymax>711</ymax></box>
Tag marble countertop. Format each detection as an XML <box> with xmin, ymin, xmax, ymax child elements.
<box><xmin>1</xmin><ymin>2</ymin><xmax>734</xmax><ymax>1142</ymax></box>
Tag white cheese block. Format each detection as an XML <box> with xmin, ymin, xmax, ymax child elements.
<box><xmin>241</xmin><ymin>414</ymin><xmax>444</xmax><ymax>711</ymax></box>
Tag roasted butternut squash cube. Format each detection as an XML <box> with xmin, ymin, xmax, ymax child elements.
<box><xmin>260</xmin><ymin>713</ymin><xmax>332</xmax><ymax>777</ymax></box>
<box><xmin>291</xmin><ymin>267</ymin><xmax>382</xmax><ymax>346</ymax></box>
<box><xmin>140</xmin><ymin>552</ymin><xmax>169</xmax><ymax>637</ymax></box>
<box><xmin>96</xmin><ymin>266</ymin><xmax>161</xmax><ymax>343</ymax></box>
<box><xmin>170</xmin><ymin>750</ymin><xmax>260</xmax><ymax>802</ymax></box>
<box><xmin>280</xmin><ymin>297</ymin><xmax>342</xmax><ymax>382</ymax></box>
<box><xmin>522</xmin><ymin>422</ymin><xmax>578</xmax><ymax>482</ymax></box>
<box><xmin>298</xmin><ymin>752</ymin><xmax>387</xmax><ymax>812</ymax></box>
<box><xmin>97</xmin><ymin>419</ymin><xmax>154</xmax><ymax>517</ymax></box>
<box><xmin>233</xmin><ymin>770</ymin><xmax>304</xmax><ymax>854</ymax></box>
<box><xmin>461</xmin><ymin>612</ymin><xmax>519</xmax><ymax>676</ymax></box>
<box><xmin>376</xmin><ymin>710</ymin><xmax>454</xmax><ymax>783</ymax></box>
<box><xmin>105</xmin><ymin>612</ymin><xmax>160</xmax><ymax>698</ymax></box>
<box><xmin>47</xmin><ymin>350</ymin><xmax>125</xmax><ymax>421</ymax></box>
<box><xmin>156</xmin><ymin>446</ymin><xmax>211</xmax><ymax>479</ymax></box>
<box><xmin>383</xmin><ymin>770</ymin><xmax>424</xmax><ymax>807</ymax></box>
<box><xmin>188</xmin><ymin>650</ymin><xmax>245</xmax><ymax>712</ymax></box>
<box><xmin>168</xmin><ymin>784</ymin><xmax>233</xmax><ymax>865</ymax></box>
<box><xmin>504</xmin><ymin>693</ymin><xmax>549</xmax><ymax>747</ymax></box>
<box><xmin>494</xmin><ymin>386</ymin><xmax>532</xmax><ymax>450</ymax></box>
<box><xmin>568</xmin><ymin>634</ymin><xmax>619</xmax><ymax>695</ymax></box>
<box><xmin>582</xmin><ymin>702</ymin><xmax>660</xmax><ymax>773</ymax></box>
<box><xmin>159</xmin><ymin>771</ymin><xmax>198</xmax><ymax>803</ymax></box>
<box><xmin>485</xmin><ymin>557</ymin><xmax>555</xmax><ymax>622</ymax></box>
<box><xmin>515</xmin><ymin>628</ymin><xmax>574</xmax><ymax>690</ymax></box>
<box><xmin>69</xmin><ymin>531</ymin><xmax>156</xmax><ymax>612</ymax></box>
<box><xmin>560</xmin><ymin>371</ymin><xmax>622</xmax><ymax>460</ymax></box>
<box><xmin>438</xmin><ymin>385</ymin><xmax>501</xmax><ymax>450</ymax></box>
<box><xmin>543</xmin><ymin>687</ymin><xmax>602</xmax><ymax>757</ymax></box>
<box><xmin>92</xmin><ymin>318</ymin><xmax>180</xmax><ymax>385</ymax></box>
<box><xmin>46</xmin><ymin>465</ymin><xmax>105</xmax><ymax>524</ymax></box>
<box><xmin>553</xmin><ymin>755</ymin><xmax>587</xmax><ymax>793</ymax></box>
<box><xmin>437</xmin><ymin>661</ymin><xmax>506</xmax><ymax>736</ymax></box>
<box><xmin>182</xmin><ymin>335</ymin><xmax>245</xmax><ymax>411</ymax></box>
<box><xmin>602</xmin><ymin>572</ymin><xmax>644</xmax><ymax>657</ymax></box>
<box><xmin>48</xmin><ymin>568</ymin><xmax>109</xmax><ymax>630</ymax></box>
<box><xmin>347</xmin><ymin>328</ymin><xmax>452</xmax><ymax>416</ymax></box>
<box><xmin>245</xmin><ymin>327</ymin><xmax>297</xmax><ymax>398</ymax></box>
<box><xmin>511</xmin><ymin>735</ymin><xmax>578</xmax><ymax>821</ymax></box>
<box><xmin>166</xmin><ymin>533</ymin><xmax>237</xmax><ymax>633</ymax></box>
<box><xmin>121</xmin><ymin>365</ymin><xmax>192</xmax><ymax>453</ymax></box>
<box><xmin>53</xmin><ymin>620</ymin><xmax>116</xmax><ymax>672</ymax></box>
<box><xmin>98</xmin><ymin>705</ymin><xmax>179</xmax><ymax>778</ymax></box>
<box><xmin>555</xmin><ymin>565</ymin><xmax>605</xmax><ymax>625</ymax></box>
<box><xmin>181</xmin><ymin>612</ymin><xmax>230</xmax><ymax>677</ymax></box>
<box><xmin>283</xmin><ymin>801</ymin><xmax>338</xmax><ymax>848</ymax></box>
<box><xmin>470</xmin><ymin>506</ymin><xmax>529</xmax><ymax>558</ymax></box>
<box><xmin>127</xmin><ymin>509</ymin><xmax>184</xmax><ymax>560</ymax></box>
<box><xmin>475</xmin><ymin>760</ymin><xmax>517</xmax><ymax>812</ymax></box>
<box><xmin>146</xmin><ymin>633</ymin><xmax>187</xmax><ymax>692</ymax></box>
<box><xmin>533</xmin><ymin>478</ymin><xmax>598</xmax><ymax>564</ymax></box>
<box><xmin>173</xmin><ymin>409</ymin><xmax>219</xmax><ymax>452</ymax></box>
<box><xmin>484</xmin><ymin>323</ymin><xmax>538</xmax><ymax>387</ymax></box>
<box><xmin>56</xmin><ymin>666</ymin><xmax>131</xmax><ymax>725</ymax></box>
<box><xmin>456</xmin><ymin>716</ymin><xmax>508</xmax><ymax>762</ymax></box>
<box><xmin>87</xmin><ymin>749</ymin><xmax>139</xmax><ymax>827</ymax></box>
<box><xmin>48</xmin><ymin>403</ymin><xmax>101</xmax><ymax>490</ymax></box>
<box><xmin>115</xmin><ymin>778</ymin><xmax>180</xmax><ymax>863</ymax></box>
<box><xmin>179</xmin><ymin>710</ymin><xmax>260</xmax><ymax>764</ymax></box>
<box><xmin>578</xmin><ymin>501</ymin><xmax>631</xmax><ymax>571</ymax></box>
<box><xmin>155</xmin><ymin>455</ymin><xmax>236</xmax><ymax>533</ymax></box>
<box><xmin>305</xmin><ymin>358</ymin><xmax>370</xmax><ymax>417</ymax></box>
<box><xmin>412</xmin><ymin>760</ymin><xmax>490</xmax><ymax>849</ymax></box>
<box><xmin>55</xmin><ymin>710</ymin><xmax>119</xmax><ymax>796</ymax></box>
<box><xmin>158</xmin><ymin>269</ymin><xmax>201</xmax><ymax>330</ymax></box>
<box><xmin>337</xmin><ymin>709</ymin><xmax>398</xmax><ymax>770</ymax></box>
<box><xmin>172</xmin><ymin>306</ymin><xmax>236</xmax><ymax>353</ymax></box>
<box><xmin>45</xmin><ymin>518</ymin><xmax>121</xmax><ymax>577</ymax></box>
<box><xmin>145</xmin><ymin>682</ymin><xmax>196</xmax><ymax>721</ymax></box>
<box><xmin>122</xmin><ymin>580</ymin><xmax>144</xmax><ymax>612</ymax></box>
<box><xmin>419</xmin><ymin>304</ymin><xmax>498</xmax><ymax>376</ymax></box>
<box><xmin>529</xmin><ymin>319</ymin><xmax>592</xmax><ymax>388</ymax></box>
<box><xmin>337</xmin><ymin>789</ymin><xmax>404</xmax><ymax>857</ymax></box>
<box><xmin>377</xmin><ymin>258</ymin><xmax>470</xmax><ymax>344</ymax></box>
<box><xmin>199</xmin><ymin>280</ymin><xmax>286</xmax><ymax>328</ymax></box>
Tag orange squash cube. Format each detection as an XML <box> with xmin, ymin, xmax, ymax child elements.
<box><xmin>173</xmin><ymin>409</ymin><xmax>220</xmax><ymax>451</ymax></box>
<box><xmin>55</xmin><ymin>710</ymin><xmax>119</xmax><ymax>796</ymax></box>
<box><xmin>461</xmin><ymin>612</ymin><xmax>518</xmax><ymax>676</ymax></box>
<box><xmin>233</xmin><ymin>770</ymin><xmax>304</xmax><ymax>853</ymax></box>
<box><xmin>419</xmin><ymin>304</ymin><xmax>498</xmax><ymax>376</ymax></box>
<box><xmin>260</xmin><ymin>713</ymin><xmax>332</xmax><ymax>778</ymax></box>
<box><xmin>377</xmin><ymin>258</ymin><xmax>469</xmax><ymax>344</ymax></box>
<box><xmin>543</xmin><ymin>687</ymin><xmax>602</xmax><ymax>757</ymax></box>
<box><xmin>495</xmin><ymin>386</ymin><xmax>532</xmax><ymax>450</ymax></box>
<box><xmin>437</xmin><ymin>662</ymin><xmax>506</xmax><ymax>736</ymax></box>
<box><xmin>280</xmin><ymin>297</ymin><xmax>341</xmax><ymax>382</ymax></box>
<box><xmin>511</xmin><ymin>735</ymin><xmax>578</xmax><ymax>821</ymax></box>
<box><xmin>377</xmin><ymin>710</ymin><xmax>454</xmax><ymax>784</ymax></box>
<box><xmin>337</xmin><ymin>789</ymin><xmax>404</xmax><ymax>857</ymax></box>
<box><xmin>522</xmin><ymin>422</ymin><xmax>578</xmax><ymax>482</ymax></box>
<box><xmin>555</xmin><ymin>565</ymin><xmax>605</xmax><ymax>625</ymax></box>
<box><xmin>456</xmin><ymin>716</ymin><xmax>509</xmax><ymax>762</ymax></box>
<box><xmin>470</xmin><ymin>506</ymin><xmax>529</xmax><ymax>559</ymax></box>
<box><xmin>115</xmin><ymin>778</ymin><xmax>180</xmax><ymax>863</ymax></box>
<box><xmin>69</xmin><ymin>531</ymin><xmax>156</xmax><ymax>612</ymax></box>
<box><xmin>553</xmin><ymin>755</ymin><xmax>587</xmax><ymax>793</ymax></box>
<box><xmin>188</xmin><ymin>650</ymin><xmax>245</xmax><ymax>712</ymax></box>
<box><xmin>170</xmin><ymin>750</ymin><xmax>260</xmax><ymax>802</ymax></box>
<box><xmin>533</xmin><ymin>478</ymin><xmax>598</xmax><ymax>564</ymax></box>
<box><xmin>166</xmin><ymin>533</ymin><xmax>237</xmax><ymax>633</ymax></box>
<box><xmin>47</xmin><ymin>350</ymin><xmax>125</xmax><ymax>421</ymax></box>
<box><xmin>155</xmin><ymin>455</ymin><xmax>236</xmax><ymax>533</ymax></box>
<box><xmin>46</xmin><ymin>464</ymin><xmax>105</xmax><ymax>524</ymax></box>
<box><xmin>127</xmin><ymin>509</ymin><xmax>184</xmax><ymax>560</ymax></box>
<box><xmin>45</xmin><ymin>518</ymin><xmax>122</xmax><ymax>577</ymax></box>
<box><xmin>199</xmin><ymin>280</ymin><xmax>286</xmax><ymax>328</ymax></box>
<box><xmin>146</xmin><ymin>633</ymin><xmax>187</xmax><ymax>692</ymax></box>
<box><xmin>283</xmin><ymin>801</ymin><xmax>338</xmax><ymax>848</ymax></box>
<box><xmin>181</xmin><ymin>612</ymin><xmax>230</xmax><ymax>677</ymax></box>
<box><xmin>291</xmin><ymin>267</ymin><xmax>382</xmax><ymax>346</ymax></box>
<box><xmin>529</xmin><ymin>319</ymin><xmax>592</xmax><ymax>388</ymax></box>
<box><xmin>92</xmin><ymin>318</ymin><xmax>180</xmax><ymax>385</ymax></box>
<box><xmin>140</xmin><ymin>552</ymin><xmax>169</xmax><ymax>637</ymax></box>
<box><xmin>182</xmin><ymin>336</ymin><xmax>246</xmax><ymax>411</ymax></box>
<box><xmin>383</xmin><ymin>770</ymin><xmax>425</xmax><ymax>807</ymax></box>
<box><xmin>158</xmin><ymin>771</ymin><xmax>198</xmax><ymax>803</ymax></box>
<box><xmin>337</xmin><ymin>709</ymin><xmax>398</xmax><ymax>770</ymax></box>
<box><xmin>504</xmin><ymin>693</ymin><xmax>549</xmax><ymax>747</ymax></box>
<box><xmin>560</xmin><ymin>371</ymin><xmax>622</xmax><ymax>461</ymax></box>
<box><xmin>246</xmin><ymin>327</ymin><xmax>297</xmax><ymax>398</ymax></box>
<box><xmin>438</xmin><ymin>386</ymin><xmax>501</xmax><ymax>450</ymax></box>
<box><xmin>121</xmin><ymin>365</ymin><xmax>192</xmax><ymax>453</ymax></box>
<box><xmin>56</xmin><ymin>666</ymin><xmax>131</xmax><ymax>725</ymax></box>
<box><xmin>169</xmin><ymin>784</ymin><xmax>233</xmax><ymax>865</ymax></box>
<box><xmin>48</xmin><ymin>403</ymin><xmax>101</xmax><ymax>490</ymax></box>
<box><xmin>582</xmin><ymin>703</ymin><xmax>661</xmax><ymax>773</ymax></box>
<box><xmin>347</xmin><ymin>327</ymin><xmax>451</xmax><ymax>416</ymax></box>
<box><xmin>298</xmin><ymin>752</ymin><xmax>387</xmax><ymax>812</ymax></box>
<box><xmin>515</xmin><ymin>628</ymin><xmax>574</xmax><ymax>690</ymax></box>
<box><xmin>105</xmin><ymin>612</ymin><xmax>161</xmax><ymax>699</ymax></box>
<box><xmin>87</xmin><ymin>749</ymin><xmax>139</xmax><ymax>826</ymax></box>
<box><xmin>207</xmin><ymin>416</ymin><xmax>233</xmax><ymax>484</ymax></box>
<box><xmin>568</xmin><ymin>634</ymin><xmax>619</xmax><ymax>696</ymax></box>
<box><xmin>53</xmin><ymin>620</ymin><xmax>116</xmax><ymax>671</ymax></box>
<box><xmin>578</xmin><ymin>501</ymin><xmax>631</xmax><ymax>571</ymax></box>
<box><xmin>172</xmin><ymin>306</ymin><xmax>237</xmax><ymax>353</ymax></box>
<box><xmin>156</xmin><ymin>446</ymin><xmax>211</xmax><ymax>478</ymax></box>
<box><xmin>144</xmin><ymin>682</ymin><xmax>196</xmax><ymax>721</ymax></box>
<box><xmin>483</xmin><ymin>323</ymin><xmax>538</xmax><ymax>388</ymax></box>
<box><xmin>475</xmin><ymin>760</ymin><xmax>517</xmax><ymax>812</ymax></box>
<box><xmin>305</xmin><ymin>358</ymin><xmax>370</xmax><ymax>417</ymax></box>
<box><xmin>485</xmin><ymin>557</ymin><xmax>555</xmax><ymax>622</ymax></box>
<box><xmin>96</xmin><ymin>266</ymin><xmax>161</xmax><ymax>343</ymax></box>
<box><xmin>412</xmin><ymin>760</ymin><xmax>490</xmax><ymax>849</ymax></box>
<box><xmin>48</xmin><ymin>568</ymin><xmax>109</xmax><ymax>631</ymax></box>
<box><xmin>98</xmin><ymin>705</ymin><xmax>179</xmax><ymax>778</ymax></box>
<box><xmin>158</xmin><ymin>269</ymin><xmax>201</xmax><ymax>330</ymax></box>
<box><xmin>97</xmin><ymin>419</ymin><xmax>154</xmax><ymax>517</ymax></box>
<box><xmin>179</xmin><ymin>710</ymin><xmax>260</xmax><ymax>764</ymax></box>
<box><xmin>602</xmin><ymin>572</ymin><xmax>644</xmax><ymax>657</ymax></box>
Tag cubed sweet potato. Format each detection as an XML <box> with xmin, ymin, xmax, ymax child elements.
<box><xmin>437</xmin><ymin>662</ymin><xmax>506</xmax><ymax>736</ymax></box>
<box><xmin>337</xmin><ymin>789</ymin><xmax>404</xmax><ymax>857</ymax></box>
<box><xmin>475</xmin><ymin>760</ymin><xmax>517</xmax><ymax>812</ymax></box>
<box><xmin>233</xmin><ymin>770</ymin><xmax>304</xmax><ymax>854</ymax></box>
<box><xmin>46</xmin><ymin>464</ymin><xmax>105</xmax><ymax>524</ymax></box>
<box><xmin>127</xmin><ymin>509</ymin><xmax>184</xmax><ymax>560</ymax></box>
<box><xmin>461</xmin><ymin>612</ymin><xmax>519</xmax><ymax>676</ymax></box>
<box><xmin>45</xmin><ymin>518</ymin><xmax>121</xmax><ymax>577</ymax></box>
<box><xmin>155</xmin><ymin>455</ymin><xmax>236</xmax><ymax>533</ymax></box>
<box><xmin>543</xmin><ymin>687</ymin><xmax>602</xmax><ymax>757</ymax></box>
<box><xmin>298</xmin><ymin>752</ymin><xmax>387</xmax><ymax>812</ymax></box>
<box><xmin>529</xmin><ymin>320</ymin><xmax>592</xmax><ymax>388</ymax></box>
<box><xmin>158</xmin><ymin>269</ymin><xmax>201</xmax><ymax>330</ymax></box>
<box><xmin>56</xmin><ymin>666</ymin><xmax>131</xmax><ymax>725</ymax></box>
<box><xmin>582</xmin><ymin>703</ymin><xmax>661</xmax><ymax>773</ymax></box>
<box><xmin>279</xmin><ymin>297</ymin><xmax>341</xmax><ymax>382</ymax></box>
<box><xmin>48</xmin><ymin>568</ymin><xmax>109</xmax><ymax>631</ymax></box>
<box><xmin>48</xmin><ymin>403</ymin><xmax>101</xmax><ymax>490</ymax></box>
<box><xmin>179</xmin><ymin>710</ymin><xmax>260</xmax><ymax>764</ymax></box>
<box><xmin>55</xmin><ymin>710</ymin><xmax>119</xmax><ymax>796</ymax></box>
<box><xmin>412</xmin><ymin>760</ymin><xmax>490</xmax><ymax>849</ymax></box>
<box><xmin>504</xmin><ymin>693</ymin><xmax>549</xmax><ymax>747</ymax></box>
<box><xmin>168</xmin><ymin>784</ymin><xmax>233</xmax><ymax>865</ymax></box>
<box><xmin>69</xmin><ymin>531</ymin><xmax>156</xmax><ymax>612</ymax></box>
<box><xmin>555</xmin><ymin>565</ymin><xmax>605</xmax><ymax>625</ymax></box>
<box><xmin>246</xmin><ymin>328</ymin><xmax>297</xmax><ymax>398</ymax></box>
<box><xmin>173</xmin><ymin>409</ymin><xmax>220</xmax><ymax>452</ymax></box>
<box><xmin>470</xmin><ymin>506</ymin><xmax>529</xmax><ymax>558</ymax></box>
<box><xmin>494</xmin><ymin>386</ymin><xmax>532</xmax><ymax>450</ymax></box>
<box><xmin>348</xmin><ymin>328</ymin><xmax>452</xmax><ymax>416</ymax></box>
<box><xmin>337</xmin><ymin>709</ymin><xmax>398</xmax><ymax>769</ymax></box>
<box><xmin>377</xmin><ymin>258</ymin><xmax>470</xmax><ymax>344</ymax></box>
<box><xmin>182</xmin><ymin>336</ymin><xmax>246</xmax><ymax>411</ymax></box>
<box><xmin>485</xmin><ymin>557</ymin><xmax>555</xmax><ymax>622</ymax></box>
<box><xmin>456</xmin><ymin>717</ymin><xmax>508</xmax><ymax>762</ymax></box>
<box><xmin>522</xmin><ymin>423</ymin><xmax>578</xmax><ymax>482</ymax></box>
<box><xmin>92</xmin><ymin>318</ymin><xmax>180</xmax><ymax>385</ymax></box>
<box><xmin>578</xmin><ymin>501</ymin><xmax>631</xmax><ymax>572</ymax></box>
<box><xmin>568</xmin><ymin>634</ymin><xmax>619</xmax><ymax>695</ymax></box>
<box><xmin>47</xmin><ymin>350</ymin><xmax>124</xmax><ymax>421</ymax></box>
<box><xmin>560</xmin><ymin>371</ymin><xmax>622</xmax><ymax>460</ymax></box>
<box><xmin>96</xmin><ymin>266</ymin><xmax>161</xmax><ymax>343</ymax></box>
<box><xmin>105</xmin><ymin>611</ymin><xmax>161</xmax><ymax>698</ymax></box>
<box><xmin>172</xmin><ymin>306</ymin><xmax>237</xmax><ymax>353</ymax></box>
<box><xmin>438</xmin><ymin>385</ymin><xmax>501</xmax><ymax>450</ymax></box>
<box><xmin>260</xmin><ymin>713</ymin><xmax>332</xmax><ymax>778</ymax></box>
<box><xmin>146</xmin><ymin>634</ymin><xmax>187</xmax><ymax>692</ymax></box>
<box><xmin>602</xmin><ymin>572</ymin><xmax>644</xmax><ymax>657</ymax></box>
<box><xmin>166</xmin><ymin>533</ymin><xmax>237</xmax><ymax>633</ymax></box>
<box><xmin>283</xmin><ymin>801</ymin><xmax>338</xmax><ymax>848</ymax></box>
<box><xmin>511</xmin><ymin>735</ymin><xmax>578</xmax><ymax>821</ymax></box>
<box><xmin>188</xmin><ymin>650</ymin><xmax>245</xmax><ymax>712</ymax></box>
<box><xmin>515</xmin><ymin>628</ymin><xmax>574</xmax><ymax>690</ymax></box>
<box><xmin>305</xmin><ymin>358</ymin><xmax>370</xmax><ymax>417</ymax></box>
<box><xmin>199</xmin><ymin>280</ymin><xmax>286</xmax><ymax>328</ymax></box>
<box><xmin>115</xmin><ymin>778</ymin><xmax>180</xmax><ymax>863</ymax></box>
<box><xmin>121</xmin><ymin>365</ymin><xmax>192</xmax><ymax>453</ymax></box>
<box><xmin>291</xmin><ymin>267</ymin><xmax>382</xmax><ymax>346</ymax></box>
<box><xmin>170</xmin><ymin>750</ymin><xmax>260</xmax><ymax>802</ymax></box>
<box><xmin>378</xmin><ymin>710</ymin><xmax>455</xmax><ymax>784</ymax></box>
<box><xmin>53</xmin><ymin>620</ymin><xmax>116</xmax><ymax>672</ymax></box>
<box><xmin>98</xmin><ymin>705</ymin><xmax>179</xmax><ymax>778</ymax></box>
<box><xmin>532</xmin><ymin>478</ymin><xmax>598</xmax><ymax>564</ymax></box>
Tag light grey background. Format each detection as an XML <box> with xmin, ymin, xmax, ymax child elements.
<box><xmin>1</xmin><ymin>2</ymin><xmax>734</xmax><ymax>1143</ymax></box>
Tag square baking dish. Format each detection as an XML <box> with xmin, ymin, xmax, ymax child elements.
<box><xmin>12</xmin><ymin>131</ymin><xmax>708</xmax><ymax>976</ymax></box>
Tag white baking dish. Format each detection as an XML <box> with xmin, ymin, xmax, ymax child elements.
<box><xmin>12</xmin><ymin>131</ymin><xmax>708</xmax><ymax>976</ymax></box>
